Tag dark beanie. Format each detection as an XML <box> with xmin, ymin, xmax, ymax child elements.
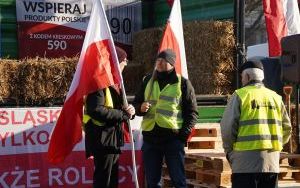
<box><xmin>157</xmin><ymin>49</ymin><xmax>176</xmax><ymax>66</ymax></box>
<box><xmin>239</xmin><ymin>60</ymin><xmax>264</xmax><ymax>73</ymax></box>
<box><xmin>115</xmin><ymin>46</ymin><xmax>127</xmax><ymax>63</ymax></box>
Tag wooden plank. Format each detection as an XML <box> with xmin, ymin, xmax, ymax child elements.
<box><xmin>280</xmin><ymin>166</ymin><xmax>300</xmax><ymax>173</ymax></box>
<box><xmin>187</xmin><ymin>141</ymin><xmax>216</xmax><ymax>149</ymax></box>
<box><xmin>187</xmin><ymin>141</ymin><xmax>223</xmax><ymax>150</ymax></box>
<box><xmin>188</xmin><ymin>179</ymin><xmax>232</xmax><ymax>188</ymax></box>
<box><xmin>288</xmin><ymin>158</ymin><xmax>300</xmax><ymax>167</ymax></box>
<box><xmin>280</xmin><ymin>153</ymin><xmax>300</xmax><ymax>159</ymax></box>
<box><xmin>185</xmin><ymin>154</ymin><xmax>230</xmax><ymax>172</ymax></box>
<box><xmin>163</xmin><ymin>164</ymin><xmax>198</xmax><ymax>180</ymax></box>
<box><xmin>195</xmin><ymin>169</ymin><xmax>231</xmax><ymax>186</ymax></box>
<box><xmin>187</xmin><ymin>153</ymin><xmax>226</xmax><ymax>158</ymax></box>
<box><xmin>292</xmin><ymin>172</ymin><xmax>300</xmax><ymax>180</ymax></box>
<box><xmin>193</xmin><ymin>128</ymin><xmax>219</xmax><ymax>137</ymax></box>
<box><xmin>280</xmin><ymin>158</ymin><xmax>289</xmax><ymax>166</ymax></box>
<box><xmin>185</xmin><ymin>149</ymin><xmax>225</xmax><ymax>154</ymax></box>
<box><xmin>163</xmin><ymin>177</ymin><xmax>232</xmax><ymax>188</ymax></box>
<box><xmin>189</xmin><ymin>137</ymin><xmax>222</xmax><ymax>142</ymax></box>
<box><xmin>195</xmin><ymin>123</ymin><xmax>220</xmax><ymax>129</ymax></box>
<box><xmin>279</xmin><ymin>171</ymin><xmax>294</xmax><ymax>181</ymax></box>
<box><xmin>185</xmin><ymin>166</ymin><xmax>197</xmax><ymax>179</ymax></box>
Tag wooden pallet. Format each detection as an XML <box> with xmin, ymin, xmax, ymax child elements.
<box><xmin>182</xmin><ymin>153</ymin><xmax>300</xmax><ymax>187</ymax></box>
<box><xmin>185</xmin><ymin>149</ymin><xmax>225</xmax><ymax>154</ymax></box>
<box><xmin>185</xmin><ymin>153</ymin><xmax>230</xmax><ymax>172</ymax></box>
<box><xmin>186</xmin><ymin>123</ymin><xmax>223</xmax><ymax>152</ymax></box>
<box><xmin>187</xmin><ymin>140</ymin><xmax>222</xmax><ymax>149</ymax></box>
<box><xmin>162</xmin><ymin>176</ymin><xmax>230</xmax><ymax>188</ymax></box>
<box><xmin>279</xmin><ymin>166</ymin><xmax>300</xmax><ymax>180</ymax></box>
<box><xmin>282</xmin><ymin>154</ymin><xmax>300</xmax><ymax>167</ymax></box>
<box><xmin>194</xmin><ymin>123</ymin><xmax>221</xmax><ymax>132</ymax></box>
<box><xmin>162</xmin><ymin>164</ymin><xmax>198</xmax><ymax>180</ymax></box>
<box><xmin>194</xmin><ymin>123</ymin><xmax>221</xmax><ymax>128</ymax></box>
<box><xmin>195</xmin><ymin>169</ymin><xmax>231</xmax><ymax>187</ymax></box>
<box><xmin>193</xmin><ymin>127</ymin><xmax>220</xmax><ymax>137</ymax></box>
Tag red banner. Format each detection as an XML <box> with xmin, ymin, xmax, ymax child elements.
<box><xmin>16</xmin><ymin>0</ymin><xmax>92</xmax><ymax>58</ymax></box>
<box><xmin>0</xmin><ymin>107</ymin><xmax>144</xmax><ymax>187</ymax></box>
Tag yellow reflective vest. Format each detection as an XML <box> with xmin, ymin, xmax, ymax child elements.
<box><xmin>83</xmin><ymin>88</ymin><xmax>113</xmax><ymax>127</ymax></box>
<box><xmin>141</xmin><ymin>76</ymin><xmax>183</xmax><ymax>131</ymax></box>
<box><xmin>233</xmin><ymin>85</ymin><xmax>283</xmax><ymax>151</ymax></box>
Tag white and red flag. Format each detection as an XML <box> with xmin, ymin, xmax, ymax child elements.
<box><xmin>159</xmin><ymin>0</ymin><xmax>188</xmax><ymax>78</ymax></box>
<box><xmin>263</xmin><ymin>0</ymin><xmax>300</xmax><ymax>57</ymax></box>
<box><xmin>47</xmin><ymin>0</ymin><xmax>122</xmax><ymax>163</ymax></box>
<box><xmin>159</xmin><ymin>0</ymin><xmax>195</xmax><ymax>140</ymax></box>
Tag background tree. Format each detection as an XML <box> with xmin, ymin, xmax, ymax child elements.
<box><xmin>245</xmin><ymin>0</ymin><xmax>266</xmax><ymax>46</ymax></box>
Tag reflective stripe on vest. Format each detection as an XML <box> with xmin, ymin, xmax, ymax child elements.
<box><xmin>233</xmin><ymin>85</ymin><xmax>283</xmax><ymax>151</ymax></box>
<box><xmin>83</xmin><ymin>88</ymin><xmax>113</xmax><ymax>127</ymax></box>
<box><xmin>141</xmin><ymin>75</ymin><xmax>183</xmax><ymax>131</ymax></box>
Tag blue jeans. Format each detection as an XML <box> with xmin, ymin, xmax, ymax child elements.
<box><xmin>142</xmin><ymin>138</ymin><xmax>186</xmax><ymax>188</ymax></box>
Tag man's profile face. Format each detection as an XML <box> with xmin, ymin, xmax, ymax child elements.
<box><xmin>155</xmin><ymin>58</ymin><xmax>173</xmax><ymax>72</ymax></box>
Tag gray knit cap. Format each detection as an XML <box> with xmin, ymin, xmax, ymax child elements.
<box><xmin>157</xmin><ymin>49</ymin><xmax>176</xmax><ymax>66</ymax></box>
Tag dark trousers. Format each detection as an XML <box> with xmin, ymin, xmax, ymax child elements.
<box><xmin>93</xmin><ymin>153</ymin><xmax>119</xmax><ymax>188</ymax></box>
<box><xmin>142</xmin><ymin>138</ymin><xmax>186</xmax><ymax>188</ymax></box>
<box><xmin>232</xmin><ymin>173</ymin><xmax>278</xmax><ymax>188</ymax></box>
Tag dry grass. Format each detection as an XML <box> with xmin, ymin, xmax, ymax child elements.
<box><xmin>132</xmin><ymin>20</ymin><xmax>236</xmax><ymax>95</ymax></box>
<box><xmin>0</xmin><ymin>20</ymin><xmax>236</xmax><ymax>105</ymax></box>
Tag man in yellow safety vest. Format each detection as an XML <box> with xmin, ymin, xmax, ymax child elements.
<box><xmin>133</xmin><ymin>49</ymin><xmax>198</xmax><ymax>188</ymax></box>
<box><xmin>221</xmin><ymin>60</ymin><xmax>291</xmax><ymax>188</ymax></box>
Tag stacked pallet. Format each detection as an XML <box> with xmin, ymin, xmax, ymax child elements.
<box><xmin>163</xmin><ymin>118</ymin><xmax>230</xmax><ymax>187</ymax></box>
<box><xmin>185</xmin><ymin>123</ymin><xmax>223</xmax><ymax>154</ymax></box>
<box><xmin>161</xmin><ymin>104</ymin><xmax>300</xmax><ymax>187</ymax></box>
<box><xmin>278</xmin><ymin>153</ymin><xmax>300</xmax><ymax>185</ymax></box>
<box><xmin>162</xmin><ymin>153</ymin><xmax>231</xmax><ymax>188</ymax></box>
<box><xmin>163</xmin><ymin>153</ymin><xmax>300</xmax><ymax>188</ymax></box>
<box><xmin>186</xmin><ymin>153</ymin><xmax>231</xmax><ymax>188</ymax></box>
<box><xmin>185</xmin><ymin>105</ymin><xmax>225</xmax><ymax>154</ymax></box>
<box><xmin>162</xmin><ymin>106</ymin><xmax>300</xmax><ymax>188</ymax></box>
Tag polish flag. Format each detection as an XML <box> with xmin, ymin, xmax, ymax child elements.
<box><xmin>159</xmin><ymin>0</ymin><xmax>188</xmax><ymax>78</ymax></box>
<box><xmin>48</xmin><ymin>0</ymin><xmax>122</xmax><ymax>163</ymax></box>
<box><xmin>263</xmin><ymin>0</ymin><xmax>300</xmax><ymax>57</ymax></box>
<box><xmin>159</xmin><ymin>0</ymin><xmax>194</xmax><ymax>140</ymax></box>
<box><xmin>166</xmin><ymin>0</ymin><xmax>174</xmax><ymax>7</ymax></box>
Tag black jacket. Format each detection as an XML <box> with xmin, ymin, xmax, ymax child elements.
<box><xmin>133</xmin><ymin>69</ymin><xmax>198</xmax><ymax>144</ymax></box>
<box><xmin>84</xmin><ymin>86</ymin><xmax>130</xmax><ymax>158</ymax></box>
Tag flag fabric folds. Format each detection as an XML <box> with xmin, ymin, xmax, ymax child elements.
<box><xmin>166</xmin><ymin>0</ymin><xmax>174</xmax><ymax>7</ymax></box>
<box><xmin>159</xmin><ymin>0</ymin><xmax>195</xmax><ymax>140</ymax></box>
<box><xmin>263</xmin><ymin>0</ymin><xmax>300</xmax><ymax>57</ymax></box>
<box><xmin>47</xmin><ymin>0</ymin><xmax>122</xmax><ymax>163</ymax></box>
<box><xmin>159</xmin><ymin>0</ymin><xmax>188</xmax><ymax>79</ymax></box>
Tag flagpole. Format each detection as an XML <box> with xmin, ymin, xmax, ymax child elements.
<box><xmin>98</xmin><ymin>1</ymin><xmax>139</xmax><ymax>188</ymax></box>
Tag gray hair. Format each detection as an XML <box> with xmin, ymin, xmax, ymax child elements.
<box><xmin>242</xmin><ymin>68</ymin><xmax>264</xmax><ymax>82</ymax></box>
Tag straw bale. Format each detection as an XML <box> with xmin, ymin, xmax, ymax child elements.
<box><xmin>0</xmin><ymin>21</ymin><xmax>236</xmax><ymax>105</ymax></box>
<box><xmin>133</xmin><ymin>21</ymin><xmax>236</xmax><ymax>95</ymax></box>
<box><xmin>0</xmin><ymin>60</ymin><xmax>19</xmax><ymax>102</ymax></box>
<box><xmin>123</xmin><ymin>63</ymin><xmax>145</xmax><ymax>95</ymax></box>
<box><xmin>17</xmin><ymin>57</ymin><xmax>77</xmax><ymax>105</ymax></box>
<box><xmin>0</xmin><ymin>57</ymin><xmax>142</xmax><ymax>105</ymax></box>
<box><xmin>132</xmin><ymin>27</ymin><xmax>164</xmax><ymax>72</ymax></box>
<box><xmin>0</xmin><ymin>57</ymin><xmax>77</xmax><ymax>106</ymax></box>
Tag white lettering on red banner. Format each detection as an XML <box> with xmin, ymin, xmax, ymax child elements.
<box><xmin>16</xmin><ymin>0</ymin><xmax>92</xmax><ymax>58</ymax></box>
<box><xmin>0</xmin><ymin>107</ymin><xmax>144</xmax><ymax>187</ymax></box>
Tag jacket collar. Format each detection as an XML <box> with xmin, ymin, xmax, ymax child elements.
<box><xmin>245</xmin><ymin>80</ymin><xmax>264</xmax><ymax>87</ymax></box>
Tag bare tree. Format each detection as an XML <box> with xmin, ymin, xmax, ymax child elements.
<box><xmin>245</xmin><ymin>0</ymin><xmax>266</xmax><ymax>46</ymax></box>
